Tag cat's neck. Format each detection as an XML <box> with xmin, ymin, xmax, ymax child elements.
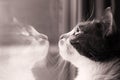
<box><xmin>74</xmin><ymin>59</ymin><xmax>120</xmax><ymax>80</ymax></box>
<box><xmin>74</xmin><ymin>58</ymin><xmax>98</xmax><ymax>80</ymax></box>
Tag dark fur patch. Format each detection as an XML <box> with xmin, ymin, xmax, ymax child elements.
<box><xmin>70</xmin><ymin>21</ymin><xmax>120</xmax><ymax>62</ymax></box>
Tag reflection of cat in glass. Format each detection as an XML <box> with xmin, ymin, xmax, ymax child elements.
<box><xmin>0</xmin><ymin>18</ymin><xmax>49</xmax><ymax>80</ymax></box>
<box><xmin>59</xmin><ymin>7</ymin><xmax>120</xmax><ymax>80</ymax></box>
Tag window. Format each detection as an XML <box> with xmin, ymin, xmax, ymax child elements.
<box><xmin>58</xmin><ymin>0</ymin><xmax>114</xmax><ymax>33</ymax></box>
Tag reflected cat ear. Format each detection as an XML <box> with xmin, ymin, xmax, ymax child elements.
<box><xmin>101</xmin><ymin>7</ymin><xmax>114</xmax><ymax>36</ymax></box>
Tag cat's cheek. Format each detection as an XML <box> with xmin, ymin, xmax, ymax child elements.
<box><xmin>59</xmin><ymin>39</ymin><xmax>80</xmax><ymax>65</ymax></box>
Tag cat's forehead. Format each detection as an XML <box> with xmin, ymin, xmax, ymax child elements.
<box><xmin>76</xmin><ymin>20</ymin><xmax>102</xmax><ymax>31</ymax></box>
<box><xmin>78</xmin><ymin>21</ymin><xmax>93</xmax><ymax>26</ymax></box>
<box><xmin>77</xmin><ymin>20</ymin><xmax>100</xmax><ymax>27</ymax></box>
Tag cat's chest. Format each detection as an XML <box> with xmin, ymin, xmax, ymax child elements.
<box><xmin>0</xmin><ymin>61</ymin><xmax>35</xmax><ymax>80</ymax></box>
<box><xmin>1</xmin><ymin>67</ymin><xmax>34</xmax><ymax>80</ymax></box>
<box><xmin>0</xmin><ymin>47</ymin><xmax>40</xmax><ymax>80</ymax></box>
<box><xmin>73</xmin><ymin>59</ymin><xmax>101</xmax><ymax>80</ymax></box>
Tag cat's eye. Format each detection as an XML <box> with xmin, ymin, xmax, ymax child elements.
<box><xmin>73</xmin><ymin>27</ymin><xmax>81</xmax><ymax>36</ymax></box>
<box><xmin>76</xmin><ymin>27</ymin><xmax>80</xmax><ymax>32</ymax></box>
<box><xmin>76</xmin><ymin>27</ymin><xmax>82</xmax><ymax>33</ymax></box>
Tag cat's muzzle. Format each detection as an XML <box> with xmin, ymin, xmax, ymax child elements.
<box><xmin>59</xmin><ymin>34</ymin><xmax>69</xmax><ymax>40</ymax></box>
<box><xmin>39</xmin><ymin>34</ymin><xmax>48</xmax><ymax>40</ymax></box>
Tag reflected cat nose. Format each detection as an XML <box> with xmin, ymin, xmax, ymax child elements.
<box><xmin>59</xmin><ymin>34</ymin><xmax>69</xmax><ymax>39</ymax></box>
<box><xmin>39</xmin><ymin>34</ymin><xmax>48</xmax><ymax>40</ymax></box>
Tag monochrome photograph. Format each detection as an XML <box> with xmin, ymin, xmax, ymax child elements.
<box><xmin>0</xmin><ymin>0</ymin><xmax>120</xmax><ymax>80</ymax></box>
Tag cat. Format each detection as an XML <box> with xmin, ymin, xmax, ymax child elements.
<box><xmin>0</xmin><ymin>18</ymin><xmax>49</xmax><ymax>80</ymax></box>
<box><xmin>59</xmin><ymin>7</ymin><xmax>120</xmax><ymax>80</ymax></box>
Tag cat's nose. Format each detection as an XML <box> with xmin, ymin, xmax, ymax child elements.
<box><xmin>59</xmin><ymin>34</ymin><xmax>68</xmax><ymax>40</ymax></box>
<box><xmin>39</xmin><ymin>34</ymin><xmax>48</xmax><ymax>40</ymax></box>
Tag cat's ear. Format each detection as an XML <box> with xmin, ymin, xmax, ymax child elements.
<box><xmin>101</xmin><ymin>7</ymin><xmax>114</xmax><ymax>37</ymax></box>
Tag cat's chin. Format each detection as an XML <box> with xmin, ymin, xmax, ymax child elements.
<box><xmin>59</xmin><ymin>38</ymin><xmax>82</xmax><ymax>67</ymax></box>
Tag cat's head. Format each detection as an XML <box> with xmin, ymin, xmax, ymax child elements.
<box><xmin>0</xmin><ymin>18</ymin><xmax>49</xmax><ymax>66</ymax></box>
<box><xmin>59</xmin><ymin>7</ymin><xmax>120</xmax><ymax>67</ymax></box>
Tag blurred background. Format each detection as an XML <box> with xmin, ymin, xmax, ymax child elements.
<box><xmin>0</xmin><ymin>0</ymin><xmax>116</xmax><ymax>46</ymax></box>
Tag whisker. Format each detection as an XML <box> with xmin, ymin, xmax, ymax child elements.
<box><xmin>87</xmin><ymin>0</ymin><xmax>95</xmax><ymax>21</ymax></box>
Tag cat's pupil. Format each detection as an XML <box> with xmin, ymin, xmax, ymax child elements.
<box><xmin>76</xmin><ymin>28</ymin><xmax>80</xmax><ymax>32</ymax></box>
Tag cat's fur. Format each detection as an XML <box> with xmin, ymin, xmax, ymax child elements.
<box><xmin>59</xmin><ymin>7</ymin><xmax>120</xmax><ymax>80</ymax></box>
<box><xmin>0</xmin><ymin>18</ymin><xmax>49</xmax><ymax>80</ymax></box>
